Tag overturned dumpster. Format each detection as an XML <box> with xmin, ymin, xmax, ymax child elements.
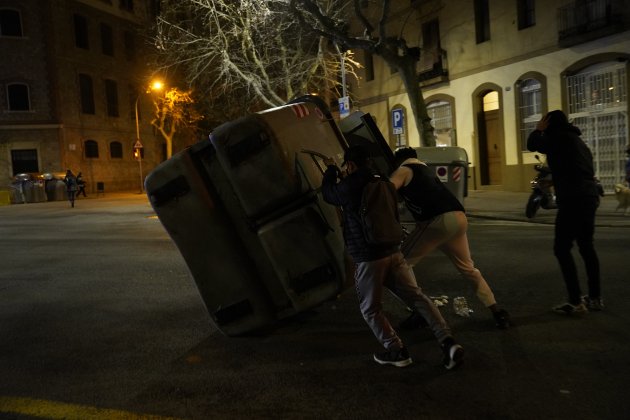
<box><xmin>145</xmin><ymin>98</ymin><xmax>370</xmax><ymax>336</ymax></box>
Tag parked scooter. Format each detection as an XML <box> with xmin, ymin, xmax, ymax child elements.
<box><xmin>525</xmin><ymin>154</ymin><xmax>556</xmax><ymax>218</ymax></box>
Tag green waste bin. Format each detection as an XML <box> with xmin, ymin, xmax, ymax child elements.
<box><xmin>415</xmin><ymin>146</ymin><xmax>469</xmax><ymax>204</ymax></box>
<box><xmin>399</xmin><ymin>146</ymin><xmax>469</xmax><ymax>225</ymax></box>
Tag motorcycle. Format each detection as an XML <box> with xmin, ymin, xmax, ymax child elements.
<box><xmin>525</xmin><ymin>154</ymin><xmax>556</xmax><ymax>218</ymax></box>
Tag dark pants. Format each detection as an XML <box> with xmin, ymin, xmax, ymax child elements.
<box><xmin>554</xmin><ymin>196</ymin><xmax>600</xmax><ymax>304</ymax></box>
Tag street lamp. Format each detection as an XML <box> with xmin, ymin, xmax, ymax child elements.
<box><xmin>134</xmin><ymin>80</ymin><xmax>164</xmax><ymax>193</ymax></box>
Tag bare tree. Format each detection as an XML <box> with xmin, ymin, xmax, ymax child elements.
<box><xmin>290</xmin><ymin>0</ymin><xmax>435</xmax><ymax>146</ymax></box>
<box><xmin>153</xmin><ymin>0</ymin><xmax>359</xmax><ymax>121</ymax></box>
<box><xmin>151</xmin><ymin>88</ymin><xmax>203</xmax><ymax>158</ymax></box>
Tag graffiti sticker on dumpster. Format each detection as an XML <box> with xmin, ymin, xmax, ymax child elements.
<box><xmin>291</xmin><ymin>104</ymin><xmax>310</xmax><ymax>118</ymax></box>
<box><xmin>436</xmin><ymin>166</ymin><xmax>448</xmax><ymax>183</ymax></box>
<box><xmin>452</xmin><ymin>166</ymin><xmax>462</xmax><ymax>182</ymax></box>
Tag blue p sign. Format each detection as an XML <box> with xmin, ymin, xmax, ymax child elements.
<box><xmin>392</xmin><ymin>108</ymin><xmax>404</xmax><ymax>135</ymax></box>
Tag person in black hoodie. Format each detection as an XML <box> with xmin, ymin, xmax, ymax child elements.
<box><xmin>321</xmin><ymin>145</ymin><xmax>463</xmax><ymax>369</ymax></box>
<box><xmin>527</xmin><ymin>110</ymin><xmax>602</xmax><ymax>314</ymax></box>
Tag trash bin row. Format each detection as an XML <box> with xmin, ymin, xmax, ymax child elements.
<box><xmin>8</xmin><ymin>173</ymin><xmax>68</xmax><ymax>204</ymax></box>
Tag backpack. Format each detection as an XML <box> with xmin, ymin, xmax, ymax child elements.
<box><xmin>359</xmin><ymin>175</ymin><xmax>403</xmax><ymax>246</ymax></box>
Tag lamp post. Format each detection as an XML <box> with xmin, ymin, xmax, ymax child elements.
<box><xmin>133</xmin><ymin>80</ymin><xmax>163</xmax><ymax>193</ymax></box>
<box><xmin>134</xmin><ymin>97</ymin><xmax>144</xmax><ymax>193</ymax></box>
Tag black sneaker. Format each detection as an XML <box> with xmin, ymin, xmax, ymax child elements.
<box><xmin>493</xmin><ymin>309</ymin><xmax>511</xmax><ymax>329</ymax></box>
<box><xmin>553</xmin><ymin>302</ymin><xmax>587</xmax><ymax>315</ymax></box>
<box><xmin>373</xmin><ymin>346</ymin><xmax>412</xmax><ymax>367</ymax></box>
<box><xmin>441</xmin><ymin>338</ymin><xmax>464</xmax><ymax>370</ymax></box>
<box><xmin>399</xmin><ymin>311</ymin><xmax>429</xmax><ymax>330</ymax></box>
<box><xmin>582</xmin><ymin>296</ymin><xmax>604</xmax><ymax>311</ymax></box>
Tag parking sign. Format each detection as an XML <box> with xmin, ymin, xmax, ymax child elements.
<box><xmin>339</xmin><ymin>96</ymin><xmax>350</xmax><ymax>119</ymax></box>
<box><xmin>392</xmin><ymin>108</ymin><xmax>404</xmax><ymax>135</ymax></box>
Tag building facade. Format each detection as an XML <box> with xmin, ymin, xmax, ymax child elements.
<box><xmin>350</xmin><ymin>0</ymin><xmax>630</xmax><ymax>192</ymax></box>
<box><xmin>0</xmin><ymin>0</ymin><xmax>161</xmax><ymax>193</ymax></box>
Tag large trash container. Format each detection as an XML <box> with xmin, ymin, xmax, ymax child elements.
<box><xmin>44</xmin><ymin>174</ymin><xmax>68</xmax><ymax>201</ymax></box>
<box><xmin>9</xmin><ymin>181</ymin><xmax>25</xmax><ymax>204</ymax></box>
<box><xmin>415</xmin><ymin>146</ymin><xmax>469</xmax><ymax>204</ymax></box>
<box><xmin>10</xmin><ymin>174</ymin><xmax>31</xmax><ymax>204</ymax></box>
<box><xmin>145</xmin><ymin>98</ymin><xmax>351</xmax><ymax>336</ymax></box>
<box><xmin>23</xmin><ymin>179</ymin><xmax>47</xmax><ymax>203</ymax></box>
<box><xmin>395</xmin><ymin>147</ymin><xmax>469</xmax><ymax>225</ymax></box>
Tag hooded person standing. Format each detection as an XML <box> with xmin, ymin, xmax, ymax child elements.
<box><xmin>527</xmin><ymin>110</ymin><xmax>602</xmax><ymax>314</ymax></box>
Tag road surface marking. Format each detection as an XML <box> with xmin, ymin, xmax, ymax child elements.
<box><xmin>0</xmin><ymin>396</ymin><xmax>182</xmax><ymax>420</ymax></box>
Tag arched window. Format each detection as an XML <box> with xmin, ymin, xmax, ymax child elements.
<box><xmin>110</xmin><ymin>141</ymin><xmax>123</xmax><ymax>158</ymax></box>
<box><xmin>84</xmin><ymin>140</ymin><xmax>99</xmax><ymax>158</ymax></box>
<box><xmin>7</xmin><ymin>83</ymin><xmax>30</xmax><ymax>111</ymax></box>
<box><xmin>0</xmin><ymin>9</ymin><xmax>23</xmax><ymax>37</ymax></box>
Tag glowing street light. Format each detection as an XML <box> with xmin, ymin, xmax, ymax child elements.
<box><xmin>150</xmin><ymin>80</ymin><xmax>164</xmax><ymax>92</ymax></box>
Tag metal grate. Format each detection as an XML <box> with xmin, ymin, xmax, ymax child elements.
<box><xmin>567</xmin><ymin>62</ymin><xmax>627</xmax><ymax>192</ymax></box>
<box><xmin>519</xmin><ymin>78</ymin><xmax>543</xmax><ymax>150</ymax></box>
<box><xmin>428</xmin><ymin>100</ymin><xmax>454</xmax><ymax>146</ymax></box>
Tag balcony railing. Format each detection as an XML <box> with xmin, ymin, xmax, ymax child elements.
<box><xmin>558</xmin><ymin>0</ymin><xmax>625</xmax><ymax>47</ymax></box>
<box><xmin>417</xmin><ymin>47</ymin><xmax>448</xmax><ymax>85</ymax></box>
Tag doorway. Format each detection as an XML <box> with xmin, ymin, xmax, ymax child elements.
<box><xmin>476</xmin><ymin>90</ymin><xmax>503</xmax><ymax>185</ymax></box>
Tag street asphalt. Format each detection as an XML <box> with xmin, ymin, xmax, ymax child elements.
<box><xmin>1</xmin><ymin>189</ymin><xmax>629</xmax><ymax>419</ymax></box>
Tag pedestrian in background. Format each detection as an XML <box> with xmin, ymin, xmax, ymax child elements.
<box><xmin>64</xmin><ymin>169</ymin><xmax>77</xmax><ymax>208</ymax></box>
<box><xmin>76</xmin><ymin>172</ymin><xmax>87</xmax><ymax>198</ymax></box>
<box><xmin>389</xmin><ymin>147</ymin><xmax>510</xmax><ymax>329</ymax></box>
<box><xmin>527</xmin><ymin>110</ymin><xmax>602</xmax><ymax>314</ymax></box>
<box><xmin>321</xmin><ymin>145</ymin><xmax>464</xmax><ymax>369</ymax></box>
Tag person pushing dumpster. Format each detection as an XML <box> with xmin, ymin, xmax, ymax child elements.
<box><xmin>321</xmin><ymin>145</ymin><xmax>464</xmax><ymax>369</ymax></box>
<box><xmin>389</xmin><ymin>147</ymin><xmax>510</xmax><ymax>330</ymax></box>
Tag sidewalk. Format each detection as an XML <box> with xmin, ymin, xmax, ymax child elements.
<box><xmin>464</xmin><ymin>189</ymin><xmax>630</xmax><ymax>228</ymax></box>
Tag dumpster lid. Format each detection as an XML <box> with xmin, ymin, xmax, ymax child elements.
<box><xmin>414</xmin><ymin>146</ymin><xmax>468</xmax><ymax>164</ymax></box>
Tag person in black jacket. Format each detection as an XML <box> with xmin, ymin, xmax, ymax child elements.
<box><xmin>527</xmin><ymin>110</ymin><xmax>602</xmax><ymax>314</ymax></box>
<box><xmin>390</xmin><ymin>147</ymin><xmax>510</xmax><ymax>329</ymax></box>
<box><xmin>76</xmin><ymin>172</ymin><xmax>87</xmax><ymax>198</ymax></box>
<box><xmin>321</xmin><ymin>145</ymin><xmax>463</xmax><ymax>369</ymax></box>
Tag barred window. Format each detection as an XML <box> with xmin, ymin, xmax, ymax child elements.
<box><xmin>427</xmin><ymin>100</ymin><xmax>455</xmax><ymax>147</ymax></box>
<box><xmin>518</xmin><ymin>78</ymin><xmax>542</xmax><ymax>150</ymax></box>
